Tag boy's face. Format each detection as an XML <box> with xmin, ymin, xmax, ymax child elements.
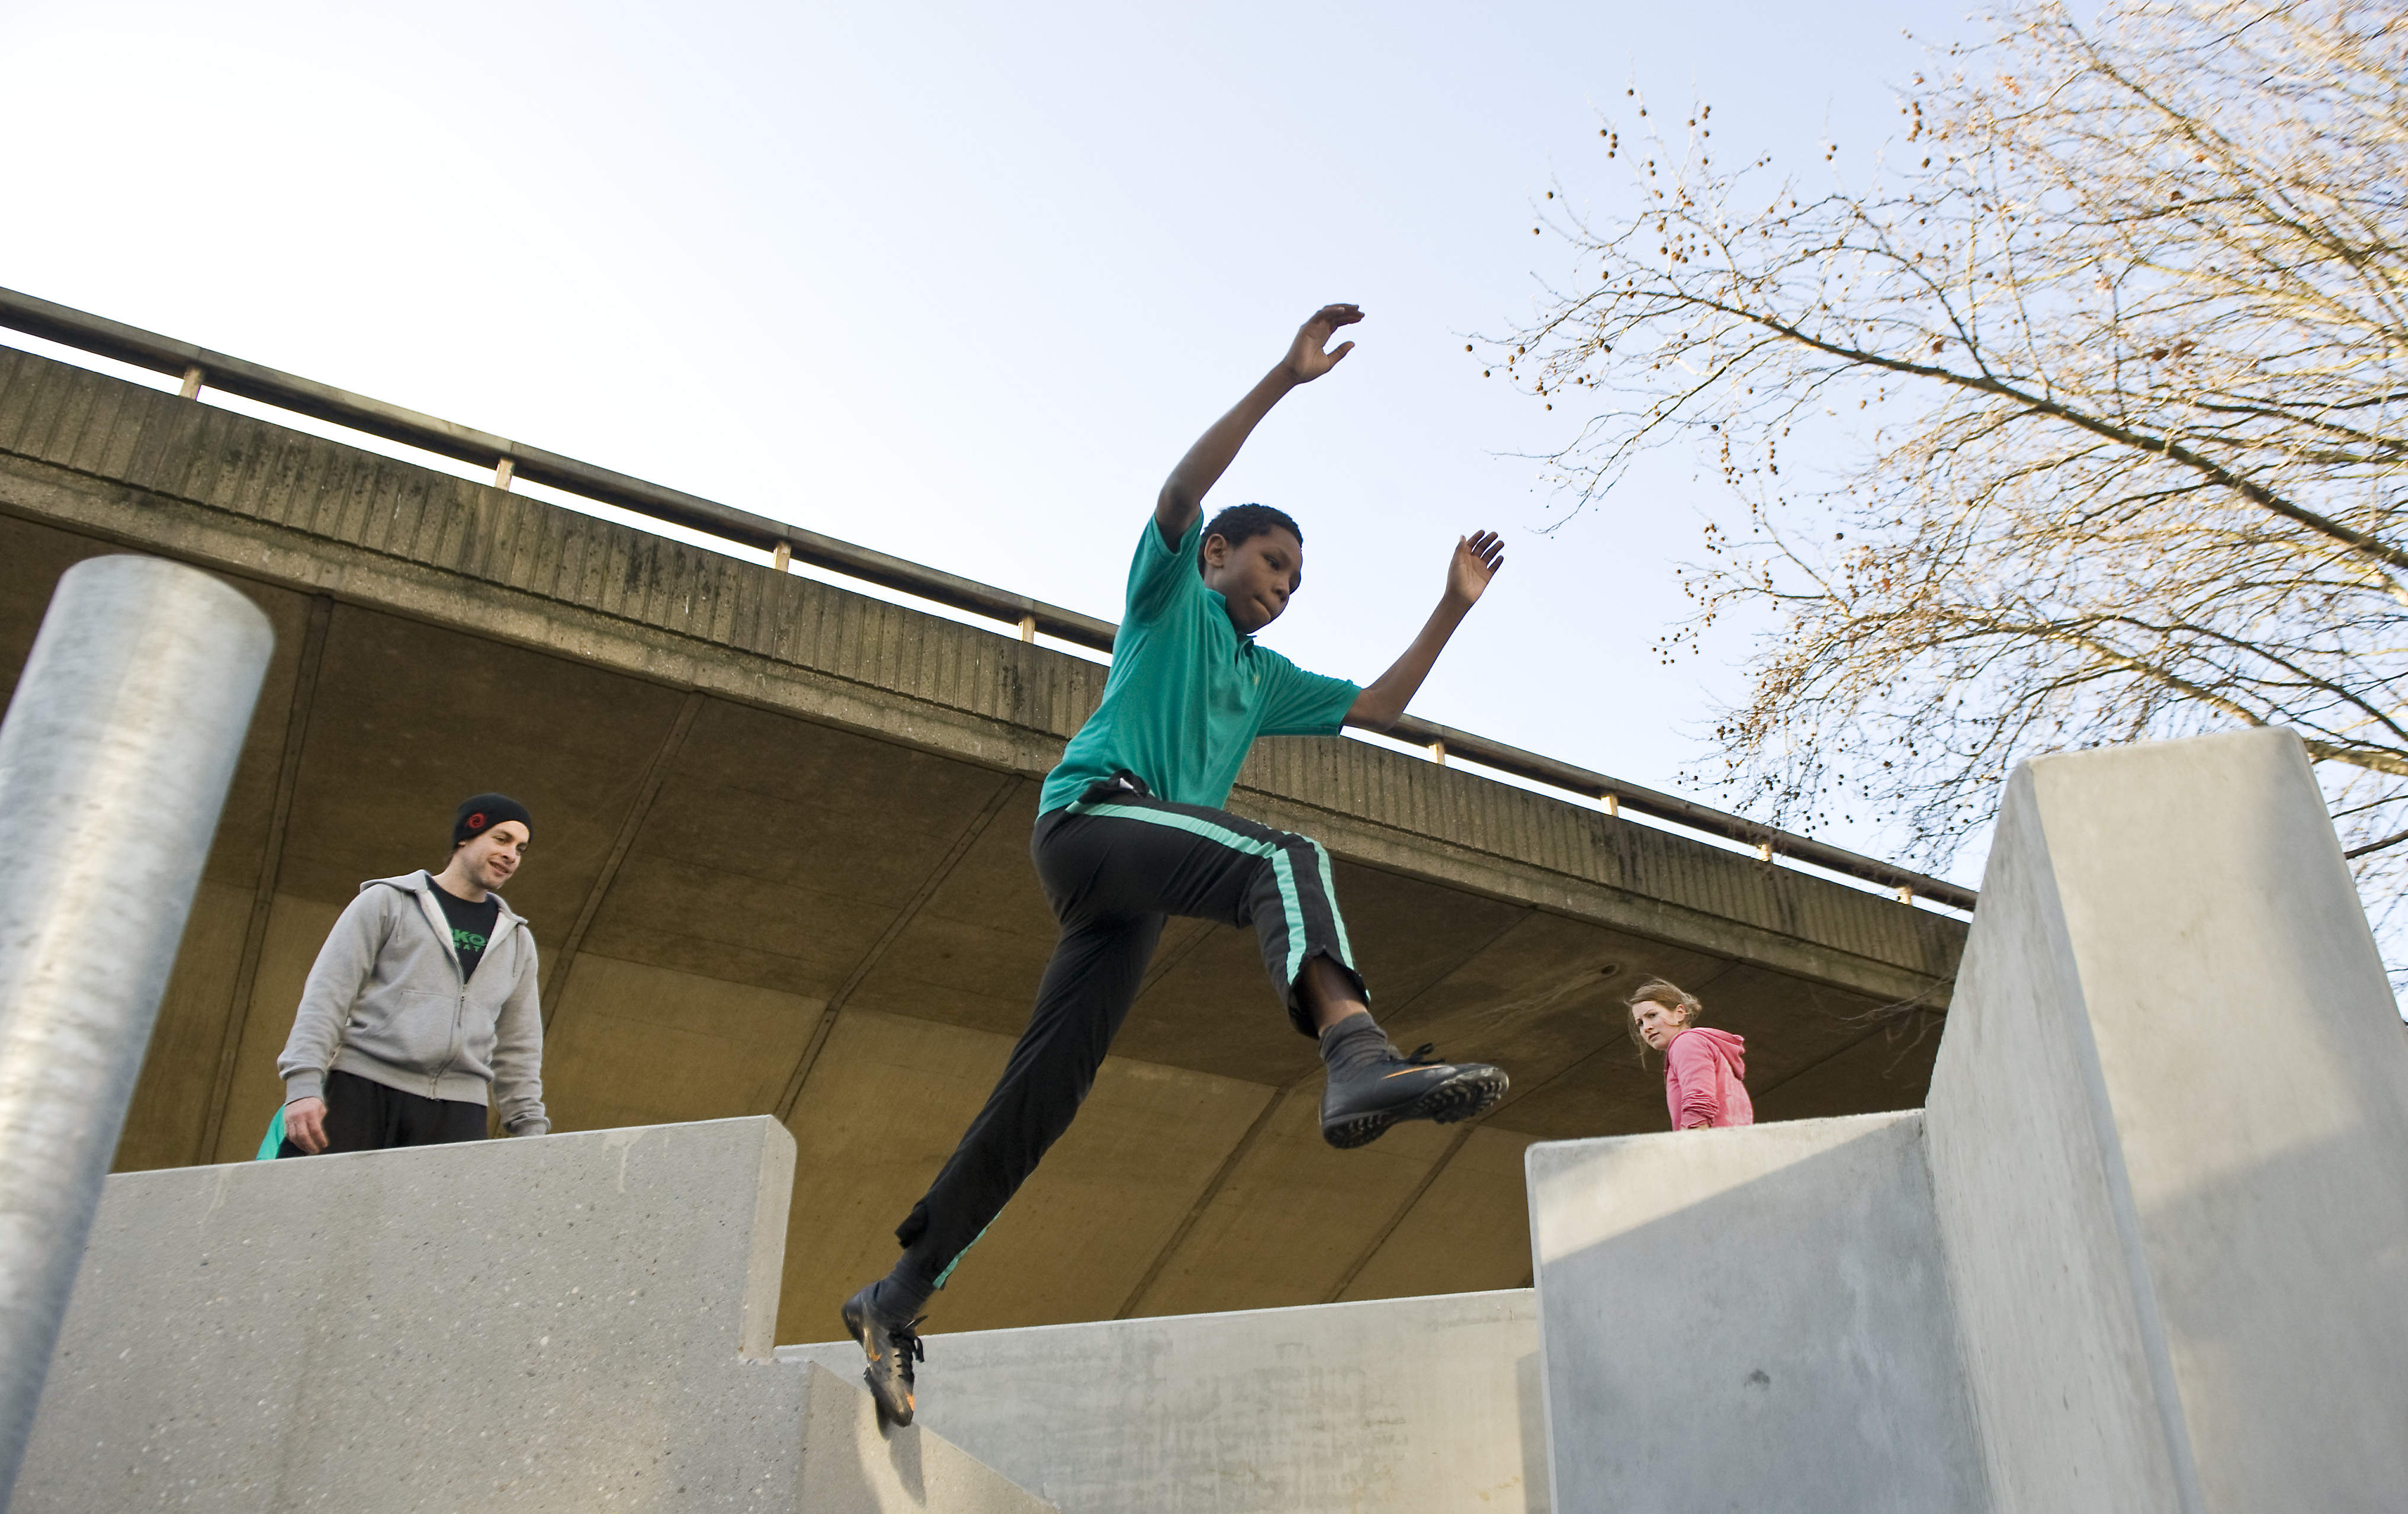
<box><xmin>1202</xmin><ymin>527</ymin><xmax>1303</xmax><ymax>636</ymax></box>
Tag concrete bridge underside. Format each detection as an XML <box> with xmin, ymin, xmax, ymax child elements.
<box><xmin>0</xmin><ymin>345</ymin><xmax>1964</xmax><ymax>1340</ymax></box>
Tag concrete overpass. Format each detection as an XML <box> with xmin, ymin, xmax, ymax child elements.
<box><xmin>0</xmin><ymin>320</ymin><xmax>1966</xmax><ymax>1343</ymax></box>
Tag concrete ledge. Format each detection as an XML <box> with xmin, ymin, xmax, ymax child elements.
<box><xmin>1526</xmin><ymin>1111</ymin><xmax>1986</xmax><ymax>1514</ymax></box>
<box><xmin>19</xmin><ymin>1117</ymin><xmax>1045</xmax><ymax>1512</ymax></box>
<box><xmin>784</xmin><ymin>1289</ymin><xmax>1546</xmax><ymax>1514</ymax></box>
<box><xmin>798</xmin><ymin>1364</ymin><xmax>1055</xmax><ymax>1513</ymax></box>
<box><xmin>23</xmin><ymin>1118</ymin><xmax>801</xmax><ymax>1510</ymax></box>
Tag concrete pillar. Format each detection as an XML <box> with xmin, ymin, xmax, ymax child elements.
<box><xmin>1925</xmin><ymin>728</ymin><xmax>2408</xmax><ymax>1513</ymax></box>
<box><xmin>0</xmin><ymin>557</ymin><xmax>271</xmax><ymax>1505</ymax></box>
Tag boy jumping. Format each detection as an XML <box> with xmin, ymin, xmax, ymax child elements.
<box><xmin>842</xmin><ymin>303</ymin><xmax>1510</xmax><ymax>1423</ymax></box>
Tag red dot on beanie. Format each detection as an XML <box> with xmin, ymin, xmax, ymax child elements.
<box><xmin>451</xmin><ymin>793</ymin><xmax>531</xmax><ymax>849</ymax></box>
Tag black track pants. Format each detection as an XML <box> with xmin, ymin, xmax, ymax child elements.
<box><xmin>278</xmin><ymin>1068</ymin><xmax>488</xmax><ymax>1157</ymax></box>
<box><xmin>892</xmin><ymin>784</ymin><xmax>1364</xmax><ymax>1289</ymax></box>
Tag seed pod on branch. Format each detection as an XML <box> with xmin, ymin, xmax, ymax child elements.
<box><xmin>1485</xmin><ymin>1</ymin><xmax>2408</xmax><ymax>980</ymax></box>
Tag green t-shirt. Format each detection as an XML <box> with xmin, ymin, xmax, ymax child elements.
<box><xmin>1039</xmin><ymin>517</ymin><xmax>1361</xmax><ymax>814</ymax></box>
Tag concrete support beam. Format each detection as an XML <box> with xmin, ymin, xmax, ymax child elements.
<box><xmin>785</xmin><ymin>1289</ymin><xmax>1546</xmax><ymax>1514</ymax></box>
<box><xmin>1109</xmin><ymin>1082</ymin><xmax>1289</xmax><ymax>1319</ymax></box>
<box><xmin>542</xmin><ymin>687</ymin><xmax>704</xmax><ymax>1028</ymax></box>
<box><xmin>1320</xmin><ymin>1125</ymin><xmax>1477</xmax><ymax>1301</ymax></box>
<box><xmin>1925</xmin><ymin>729</ymin><xmax>2408</xmax><ymax>1512</ymax></box>
<box><xmin>775</xmin><ymin>774</ymin><xmax>1024</xmax><ymax>1120</ymax></box>
<box><xmin>194</xmin><ymin>592</ymin><xmax>329</xmax><ymax>1161</ymax></box>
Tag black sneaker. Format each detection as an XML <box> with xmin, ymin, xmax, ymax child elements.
<box><xmin>1320</xmin><ymin>1041</ymin><xmax>1510</xmax><ymax>1149</ymax></box>
<box><xmin>839</xmin><ymin>1282</ymin><xmax>926</xmax><ymax>1426</ymax></box>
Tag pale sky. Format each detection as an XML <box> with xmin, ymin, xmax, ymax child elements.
<box><xmin>1</xmin><ymin>0</ymin><xmax>1978</xmax><ymax>889</ymax></box>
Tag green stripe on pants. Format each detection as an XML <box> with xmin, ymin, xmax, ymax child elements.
<box><xmin>1307</xmin><ymin>836</ymin><xmax>1356</xmax><ymax>969</ymax></box>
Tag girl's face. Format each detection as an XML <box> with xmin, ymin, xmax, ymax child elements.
<box><xmin>1633</xmin><ymin>999</ymin><xmax>1691</xmax><ymax>1051</ymax></box>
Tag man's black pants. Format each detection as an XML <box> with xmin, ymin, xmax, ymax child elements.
<box><xmin>893</xmin><ymin>785</ymin><xmax>1364</xmax><ymax>1290</ymax></box>
<box><xmin>277</xmin><ymin>1068</ymin><xmax>487</xmax><ymax>1157</ymax></box>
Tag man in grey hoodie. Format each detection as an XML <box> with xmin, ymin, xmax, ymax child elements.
<box><xmin>276</xmin><ymin>793</ymin><xmax>548</xmax><ymax>1156</ymax></box>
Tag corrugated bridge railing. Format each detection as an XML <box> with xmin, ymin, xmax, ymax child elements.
<box><xmin>0</xmin><ymin>284</ymin><xmax>1976</xmax><ymax>913</ymax></box>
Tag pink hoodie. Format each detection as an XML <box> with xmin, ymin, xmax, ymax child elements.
<box><xmin>1664</xmin><ymin>1027</ymin><xmax>1754</xmax><ymax>1130</ymax></box>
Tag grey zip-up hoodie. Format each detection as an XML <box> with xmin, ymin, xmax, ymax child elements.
<box><xmin>276</xmin><ymin>871</ymin><xmax>548</xmax><ymax>1134</ymax></box>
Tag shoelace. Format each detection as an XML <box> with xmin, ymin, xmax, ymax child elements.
<box><xmin>1396</xmin><ymin>1042</ymin><xmax>1442</xmax><ymax>1065</ymax></box>
<box><xmin>891</xmin><ymin>1317</ymin><xmax>927</xmax><ymax>1369</ymax></box>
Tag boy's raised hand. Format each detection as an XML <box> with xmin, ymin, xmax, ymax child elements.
<box><xmin>1157</xmin><ymin>302</ymin><xmax>1363</xmax><ymax>537</ymax></box>
<box><xmin>1445</xmin><ymin>530</ymin><xmax>1507</xmax><ymax>608</ymax></box>
<box><xmin>1283</xmin><ymin>304</ymin><xmax>1363</xmax><ymax>384</ymax></box>
<box><xmin>1346</xmin><ymin>528</ymin><xmax>1508</xmax><ymax>730</ymax></box>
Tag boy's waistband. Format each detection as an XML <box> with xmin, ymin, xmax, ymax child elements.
<box><xmin>1079</xmin><ymin>771</ymin><xmax>1152</xmax><ymax>804</ymax></box>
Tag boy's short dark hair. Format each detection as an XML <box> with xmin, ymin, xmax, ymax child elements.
<box><xmin>1200</xmin><ymin>503</ymin><xmax>1302</xmax><ymax>566</ymax></box>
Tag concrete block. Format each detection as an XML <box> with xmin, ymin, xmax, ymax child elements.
<box><xmin>19</xmin><ymin>1117</ymin><xmax>1046</xmax><ymax>1512</ymax></box>
<box><xmin>1526</xmin><ymin>1111</ymin><xmax>1987</xmax><ymax>1514</ymax></box>
<box><xmin>1925</xmin><ymin>728</ymin><xmax>2408</xmax><ymax>1513</ymax></box>
<box><xmin>21</xmin><ymin>1118</ymin><xmax>799</xmax><ymax>1510</ymax></box>
<box><xmin>798</xmin><ymin>1364</ymin><xmax>1055</xmax><ymax>1513</ymax></box>
<box><xmin>785</xmin><ymin>1288</ymin><xmax>1546</xmax><ymax>1514</ymax></box>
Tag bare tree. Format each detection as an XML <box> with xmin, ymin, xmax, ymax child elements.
<box><xmin>1491</xmin><ymin>0</ymin><xmax>2408</xmax><ymax>964</ymax></box>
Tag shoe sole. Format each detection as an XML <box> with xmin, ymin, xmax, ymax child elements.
<box><xmin>839</xmin><ymin>1297</ymin><xmax>916</xmax><ymax>1427</ymax></box>
<box><xmin>1322</xmin><ymin>1064</ymin><xmax>1510</xmax><ymax>1150</ymax></box>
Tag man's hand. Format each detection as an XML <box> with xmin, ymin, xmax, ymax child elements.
<box><xmin>1282</xmin><ymin>303</ymin><xmax>1362</xmax><ymax>385</ymax></box>
<box><xmin>284</xmin><ymin>1096</ymin><xmax>329</xmax><ymax>1154</ymax></box>
<box><xmin>1444</xmin><ymin>530</ymin><xmax>1506</xmax><ymax>608</ymax></box>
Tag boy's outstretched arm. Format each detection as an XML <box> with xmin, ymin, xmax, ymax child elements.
<box><xmin>1154</xmin><ymin>303</ymin><xmax>1362</xmax><ymax>546</ymax></box>
<box><xmin>1345</xmin><ymin>531</ymin><xmax>1507</xmax><ymax>731</ymax></box>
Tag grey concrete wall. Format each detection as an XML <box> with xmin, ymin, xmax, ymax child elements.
<box><xmin>797</xmin><ymin>1364</ymin><xmax>1058</xmax><ymax>1513</ymax></box>
<box><xmin>19</xmin><ymin>1118</ymin><xmax>1050</xmax><ymax>1513</ymax></box>
<box><xmin>784</xmin><ymin>1289</ymin><xmax>1546</xmax><ymax>1514</ymax></box>
<box><xmin>1526</xmin><ymin>1111</ymin><xmax>1988</xmax><ymax>1514</ymax></box>
<box><xmin>1925</xmin><ymin>728</ymin><xmax>2408</xmax><ymax>1514</ymax></box>
<box><xmin>1921</xmin><ymin>756</ymin><xmax>2192</xmax><ymax>1512</ymax></box>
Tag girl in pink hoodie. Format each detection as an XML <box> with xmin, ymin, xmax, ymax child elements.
<box><xmin>1628</xmin><ymin>979</ymin><xmax>1754</xmax><ymax>1130</ymax></box>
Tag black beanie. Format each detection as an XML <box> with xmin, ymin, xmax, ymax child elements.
<box><xmin>452</xmin><ymin>793</ymin><xmax>533</xmax><ymax>848</ymax></box>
